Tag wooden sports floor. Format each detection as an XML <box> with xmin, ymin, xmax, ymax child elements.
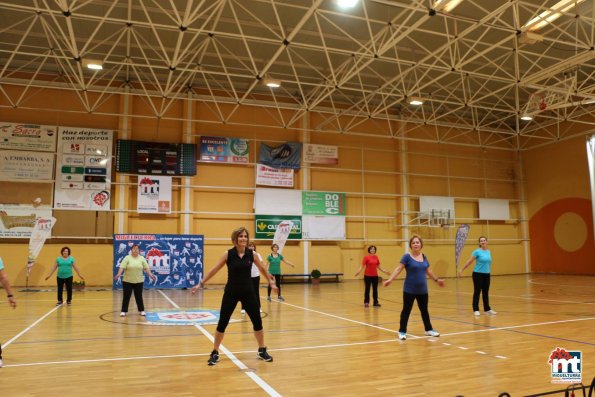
<box><xmin>1</xmin><ymin>274</ymin><xmax>593</xmax><ymax>397</ymax></box>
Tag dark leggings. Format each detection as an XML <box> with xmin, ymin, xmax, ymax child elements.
<box><xmin>57</xmin><ymin>276</ymin><xmax>73</xmax><ymax>303</ymax></box>
<box><xmin>121</xmin><ymin>281</ymin><xmax>145</xmax><ymax>312</ymax></box>
<box><xmin>364</xmin><ymin>275</ymin><xmax>379</xmax><ymax>304</ymax></box>
<box><xmin>267</xmin><ymin>274</ymin><xmax>282</xmax><ymax>297</ymax></box>
<box><xmin>400</xmin><ymin>292</ymin><xmax>433</xmax><ymax>333</ymax></box>
<box><xmin>217</xmin><ymin>288</ymin><xmax>262</xmax><ymax>333</ymax></box>
<box><xmin>242</xmin><ymin>276</ymin><xmax>261</xmax><ymax>310</ymax></box>
<box><xmin>472</xmin><ymin>272</ymin><xmax>491</xmax><ymax>312</ymax></box>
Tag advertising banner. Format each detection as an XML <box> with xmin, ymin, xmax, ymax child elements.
<box><xmin>27</xmin><ymin>216</ymin><xmax>56</xmax><ymax>275</ymax></box>
<box><xmin>113</xmin><ymin>234</ymin><xmax>204</xmax><ymax>289</ymax></box>
<box><xmin>255</xmin><ymin>163</ymin><xmax>294</xmax><ymax>187</ymax></box>
<box><xmin>0</xmin><ymin>205</ymin><xmax>53</xmax><ymax>238</ymax></box>
<box><xmin>302</xmin><ymin>191</ymin><xmax>346</xmax><ymax>215</ymax></box>
<box><xmin>0</xmin><ymin>150</ymin><xmax>54</xmax><ymax>180</ymax></box>
<box><xmin>54</xmin><ymin>127</ymin><xmax>113</xmax><ymax>210</ymax></box>
<box><xmin>199</xmin><ymin>136</ymin><xmax>249</xmax><ymax>164</ymax></box>
<box><xmin>116</xmin><ymin>139</ymin><xmax>197</xmax><ymax>176</ymax></box>
<box><xmin>303</xmin><ymin>143</ymin><xmax>338</xmax><ymax>164</ymax></box>
<box><xmin>259</xmin><ymin>142</ymin><xmax>302</xmax><ymax>169</ymax></box>
<box><xmin>302</xmin><ymin>216</ymin><xmax>346</xmax><ymax>240</ymax></box>
<box><xmin>137</xmin><ymin>176</ymin><xmax>172</xmax><ymax>214</ymax></box>
<box><xmin>255</xmin><ymin>215</ymin><xmax>302</xmax><ymax>240</ymax></box>
<box><xmin>272</xmin><ymin>220</ymin><xmax>294</xmax><ymax>253</ymax></box>
<box><xmin>0</xmin><ymin>122</ymin><xmax>57</xmax><ymax>152</ymax></box>
<box><xmin>455</xmin><ymin>224</ymin><xmax>471</xmax><ymax>268</ymax></box>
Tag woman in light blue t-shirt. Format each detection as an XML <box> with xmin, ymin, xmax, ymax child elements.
<box><xmin>458</xmin><ymin>236</ymin><xmax>497</xmax><ymax>316</ymax></box>
<box><xmin>45</xmin><ymin>247</ymin><xmax>85</xmax><ymax>306</ymax></box>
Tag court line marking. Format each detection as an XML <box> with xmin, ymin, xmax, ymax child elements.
<box><xmin>6</xmin><ymin>293</ymin><xmax>590</xmax><ymax>368</ymax></box>
<box><xmin>3</xmin><ymin>305</ymin><xmax>62</xmax><ymax>349</ymax></box>
<box><xmin>432</xmin><ymin>288</ymin><xmax>595</xmax><ymax>306</ymax></box>
<box><xmin>439</xmin><ymin>316</ymin><xmax>595</xmax><ymax>339</ymax></box>
<box><xmin>528</xmin><ymin>277</ymin><xmax>595</xmax><ymax>289</ymax></box>
<box><xmin>157</xmin><ymin>290</ymin><xmax>281</xmax><ymax>397</ymax></box>
<box><xmin>278</xmin><ymin>300</ymin><xmax>421</xmax><ymax>338</ymax></box>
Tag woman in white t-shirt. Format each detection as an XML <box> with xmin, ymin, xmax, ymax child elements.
<box><xmin>241</xmin><ymin>242</ymin><xmax>263</xmax><ymax>314</ymax></box>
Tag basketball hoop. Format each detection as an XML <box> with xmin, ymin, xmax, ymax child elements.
<box><xmin>526</xmin><ymin>93</ymin><xmax>548</xmax><ymax>114</ymax></box>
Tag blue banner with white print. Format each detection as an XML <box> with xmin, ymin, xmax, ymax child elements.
<box><xmin>259</xmin><ymin>142</ymin><xmax>302</xmax><ymax>169</ymax></box>
<box><xmin>113</xmin><ymin>234</ymin><xmax>203</xmax><ymax>289</ymax></box>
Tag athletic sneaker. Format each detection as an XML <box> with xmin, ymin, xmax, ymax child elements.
<box><xmin>364</xmin><ymin>302</ymin><xmax>369</xmax><ymax>308</ymax></box>
<box><xmin>373</xmin><ymin>303</ymin><xmax>381</xmax><ymax>307</ymax></box>
<box><xmin>425</xmin><ymin>330</ymin><xmax>440</xmax><ymax>337</ymax></box>
<box><xmin>120</xmin><ymin>312</ymin><xmax>126</xmax><ymax>317</ymax></box>
<box><xmin>66</xmin><ymin>301</ymin><xmax>72</xmax><ymax>305</ymax></box>
<box><xmin>240</xmin><ymin>309</ymin><xmax>246</xmax><ymax>315</ymax></box>
<box><xmin>257</xmin><ymin>347</ymin><xmax>273</xmax><ymax>362</ymax></box>
<box><xmin>56</xmin><ymin>301</ymin><xmax>63</xmax><ymax>306</ymax></box>
<box><xmin>267</xmin><ymin>296</ymin><xmax>271</xmax><ymax>302</ymax></box>
<box><xmin>473</xmin><ymin>311</ymin><xmax>480</xmax><ymax>316</ymax></box>
<box><xmin>485</xmin><ymin>310</ymin><xmax>497</xmax><ymax>315</ymax></box>
<box><xmin>277</xmin><ymin>296</ymin><xmax>284</xmax><ymax>302</ymax></box>
<box><xmin>140</xmin><ymin>311</ymin><xmax>146</xmax><ymax>316</ymax></box>
<box><xmin>398</xmin><ymin>332</ymin><xmax>407</xmax><ymax>340</ymax></box>
<box><xmin>207</xmin><ymin>350</ymin><xmax>219</xmax><ymax>366</ymax></box>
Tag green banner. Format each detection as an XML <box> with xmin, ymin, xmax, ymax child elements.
<box><xmin>302</xmin><ymin>191</ymin><xmax>346</xmax><ymax>215</ymax></box>
<box><xmin>255</xmin><ymin>215</ymin><xmax>302</xmax><ymax>239</ymax></box>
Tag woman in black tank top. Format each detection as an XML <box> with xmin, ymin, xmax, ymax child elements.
<box><xmin>191</xmin><ymin>227</ymin><xmax>277</xmax><ymax>366</ymax></box>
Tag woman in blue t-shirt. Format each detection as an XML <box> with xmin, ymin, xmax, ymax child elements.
<box><xmin>45</xmin><ymin>247</ymin><xmax>85</xmax><ymax>306</ymax></box>
<box><xmin>458</xmin><ymin>236</ymin><xmax>497</xmax><ymax>316</ymax></box>
<box><xmin>384</xmin><ymin>235</ymin><xmax>444</xmax><ymax>340</ymax></box>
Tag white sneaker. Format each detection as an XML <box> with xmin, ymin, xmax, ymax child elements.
<box><xmin>425</xmin><ymin>330</ymin><xmax>440</xmax><ymax>337</ymax></box>
<box><xmin>120</xmin><ymin>312</ymin><xmax>126</xmax><ymax>317</ymax></box>
<box><xmin>240</xmin><ymin>309</ymin><xmax>246</xmax><ymax>315</ymax></box>
<box><xmin>474</xmin><ymin>311</ymin><xmax>480</xmax><ymax>316</ymax></box>
<box><xmin>485</xmin><ymin>310</ymin><xmax>497</xmax><ymax>315</ymax></box>
<box><xmin>398</xmin><ymin>332</ymin><xmax>407</xmax><ymax>340</ymax></box>
<box><xmin>140</xmin><ymin>311</ymin><xmax>146</xmax><ymax>316</ymax></box>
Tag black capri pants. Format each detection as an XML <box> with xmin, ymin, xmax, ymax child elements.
<box><xmin>217</xmin><ymin>287</ymin><xmax>262</xmax><ymax>333</ymax></box>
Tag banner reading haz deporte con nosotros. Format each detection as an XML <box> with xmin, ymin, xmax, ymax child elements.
<box><xmin>113</xmin><ymin>234</ymin><xmax>203</xmax><ymax>290</ymax></box>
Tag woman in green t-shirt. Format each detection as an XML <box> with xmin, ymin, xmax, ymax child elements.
<box><xmin>114</xmin><ymin>244</ymin><xmax>157</xmax><ymax>317</ymax></box>
<box><xmin>266</xmin><ymin>243</ymin><xmax>295</xmax><ymax>302</ymax></box>
<box><xmin>45</xmin><ymin>247</ymin><xmax>85</xmax><ymax>306</ymax></box>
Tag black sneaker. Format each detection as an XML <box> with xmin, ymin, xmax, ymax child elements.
<box><xmin>56</xmin><ymin>301</ymin><xmax>63</xmax><ymax>306</ymax></box>
<box><xmin>373</xmin><ymin>303</ymin><xmax>381</xmax><ymax>307</ymax></box>
<box><xmin>257</xmin><ymin>347</ymin><xmax>273</xmax><ymax>362</ymax></box>
<box><xmin>207</xmin><ymin>350</ymin><xmax>219</xmax><ymax>366</ymax></box>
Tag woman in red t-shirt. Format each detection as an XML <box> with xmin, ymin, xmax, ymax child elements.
<box><xmin>354</xmin><ymin>245</ymin><xmax>390</xmax><ymax>307</ymax></box>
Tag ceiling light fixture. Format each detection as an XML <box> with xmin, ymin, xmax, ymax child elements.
<box><xmin>83</xmin><ymin>59</ymin><xmax>103</xmax><ymax>70</ymax></box>
<box><xmin>523</xmin><ymin>0</ymin><xmax>586</xmax><ymax>31</ymax></box>
<box><xmin>263</xmin><ymin>77</ymin><xmax>281</xmax><ymax>88</ymax></box>
<box><xmin>409</xmin><ymin>97</ymin><xmax>424</xmax><ymax>106</ymax></box>
<box><xmin>433</xmin><ymin>0</ymin><xmax>464</xmax><ymax>12</ymax></box>
<box><xmin>520</xmin><ymin>115</ymin><xmax>533</xmax><ymax>121</ymax></box>
<box><xmin>336</xmin><ymin>0</ymin><xmax>358</xmax><ymax>8</ymax></box>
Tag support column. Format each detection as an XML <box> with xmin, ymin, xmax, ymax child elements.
<box><xmin>180</xmin><ymin>92</ymin><xmax>194</xmax><ymax>234</ymax></box>
<box><xmin>301</xmin><ymin>113</ymin><xmax>310</xmax><ymax>273</ymax></box>
<box><xmin>114</xmin><ymin>88</ymin><xmax>131</xmax><ymax>233</ymax></box>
